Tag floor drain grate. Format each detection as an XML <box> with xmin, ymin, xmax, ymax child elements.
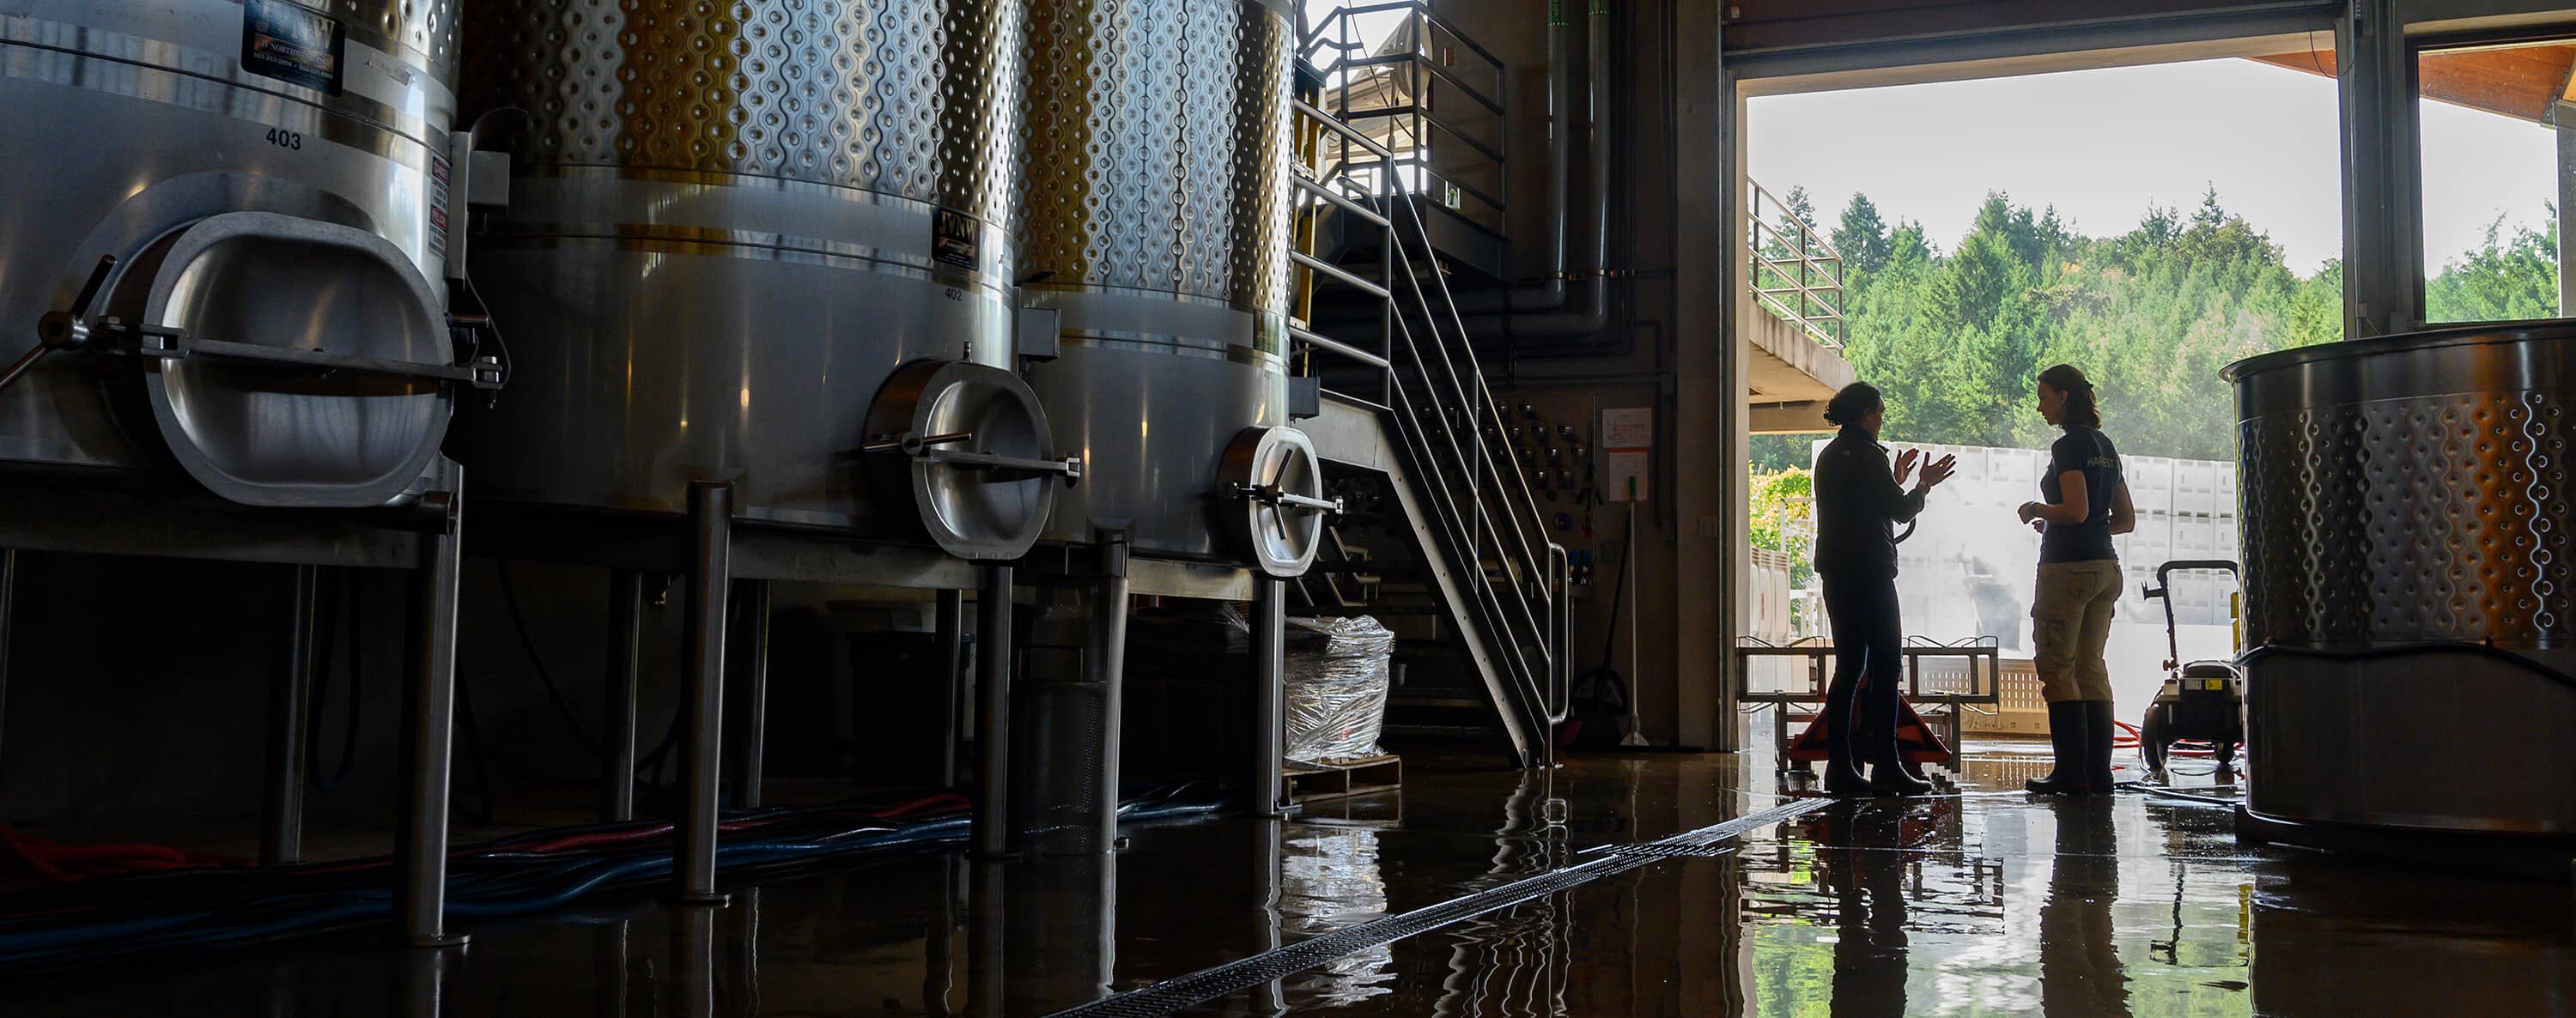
<box><xmin>1044</xmin><ymin>797</ymin><xmax>1830</xmax><ymax>1018</ymax></box>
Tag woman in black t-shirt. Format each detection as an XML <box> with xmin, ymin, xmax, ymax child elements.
<box><xmin>2014</xmin><ymin>364</ymin><xmax>2136</xmax><ymax>794</ymax></box>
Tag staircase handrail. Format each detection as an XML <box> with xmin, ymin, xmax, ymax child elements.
<box><xmin>1286</xmin><ymin>93</ymin><xmax>1568</xmax><ymax>748</ymax></box>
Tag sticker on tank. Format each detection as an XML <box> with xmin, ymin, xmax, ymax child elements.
<box><xmin>240</xmin><ymin>0</ymin><xmax>344</xmax><ymax>94</ymax></box>
<box><xmin>933</xmin><ymin>209</ymin><xmax>980</xmax><ymax>270</ymax></box>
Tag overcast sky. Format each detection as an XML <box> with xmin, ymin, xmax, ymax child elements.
<box><xmin>1748</xmin><ymin>58</ymin><xmax>2558</xmax><ymax>276</ymax></box>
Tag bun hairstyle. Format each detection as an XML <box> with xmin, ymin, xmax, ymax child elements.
<box><xmin>2038</xmin><ymin>363</ymin><xmax>2101</xmax><ymax>430</ymax></box>
<box><xmin>1822</xmin><ymin>382</ymin><xmax>1884</xmax><ymax>427</ymax></box>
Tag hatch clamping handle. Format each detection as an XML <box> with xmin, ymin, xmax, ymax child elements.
<box><xmin>866</xmin><ymin>431</ymin><xmax>1085</xmax><ymax>486</ymax></box>
<box><xmin>3</xmin><ymin>256</ymin><xmax>119</xmax><ymax>395</ymax></box>
<box><xmin>1232</xmin><ymin>482</ymin><xmax>1343</xmax><ymax>515</ymax></box>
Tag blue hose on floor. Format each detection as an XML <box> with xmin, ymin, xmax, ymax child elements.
<box><xmin>0</xmin><ymin>789</ymin><xmax>1224</xmax><ymax>970</ymax></box>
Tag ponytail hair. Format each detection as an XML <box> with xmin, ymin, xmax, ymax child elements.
<box><xmin>1822</xmin><ymin>382</ymin><xmax>1883</xmax><ymax>427</ymax></box>
<box><xmin>2038</xmin><ymin>363</ymin><xmax>2100</xmax><ymax>430</ymax></box>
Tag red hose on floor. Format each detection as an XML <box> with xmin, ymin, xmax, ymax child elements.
<box><xmin>0</xmin><ymin>827</ymin><xmax>241</xmax><ymax>884</ymax></box>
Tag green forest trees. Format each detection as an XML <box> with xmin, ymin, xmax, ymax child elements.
<box><xmin>1754</xmin><ymin>186</ymin><xmax>2562</xmax><ymax>470</ymax></box>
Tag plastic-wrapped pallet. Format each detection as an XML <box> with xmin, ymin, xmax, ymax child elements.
<box><xmin>1221</xmin><ymin>606</ymin><xmax>1396</xmax><ymax>766</ymax></box>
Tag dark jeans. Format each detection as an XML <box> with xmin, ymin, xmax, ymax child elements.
<box><xmin>1820</xmin><ymin>570</ymin><xmax>1905</xmax><ymax>770</ymax></box>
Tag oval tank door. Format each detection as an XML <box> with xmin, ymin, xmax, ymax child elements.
<box><xmin>131</xmin><ymin>212</ymin><xmax>460</xmax><ymax>508</ymax></box>
<box><xmin>866</xmin><ymin>360</ymin><xmax>1077</xmax><ymax>561</ymax></box>
<box><xmin>1219</xmin><ymin>426</ymin><xmax>1338</xmax><ymax>578</ymax></box>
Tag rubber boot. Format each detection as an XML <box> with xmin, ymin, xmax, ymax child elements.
<box><xmin>1868</xmin><ymin>752</ymin><xmax>1934</xmax><ymax>797</ymax></box>
<box><xmin>1863</xmin><ymin>700</ymin><xmax>1933</xmax><ymax>797</ymax></box>
<box><xmin>1823</xmin><ymin>751</ymin><xmax>1869</xmax><ymax>797</ymax></box>
<box><xmin>2025</xmin><ymin>701</ymin><xmax>2090</xmax><ymax>794</ymax></box>
<box><xmin>1821</xmin><ymin>683</ymin><xmax>1868</xmax><ymax>797</ymax></box>
<box><xmin>2081</xmin><ymin>700</ymin><xmax>2119</xmax><ymax>793</ymax></box>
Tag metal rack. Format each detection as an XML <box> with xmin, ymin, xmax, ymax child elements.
<box><xmin>1734</xmin><ymin>635</ymin><xmax>2003</xmax><ymax>770</ymax></box>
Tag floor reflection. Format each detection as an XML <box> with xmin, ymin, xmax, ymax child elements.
<box><xmin>3</xmin><ymin>745</ymin><xmax>2572</xmax><ymax>1016</ymax></box>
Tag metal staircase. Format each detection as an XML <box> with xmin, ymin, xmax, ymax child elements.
<box><xmin>1284</xmin><ymin>82</ymin><xmax>1571</xmax><ymax>767</ymax></box>
<box><xmin>1296</xmin><ymin>0</ymin><xmax>1510</xmax><ymax>283</ymax></box>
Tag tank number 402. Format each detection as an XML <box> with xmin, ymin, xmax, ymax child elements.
<box><xmin>264</xmin><ymin>128</ymin><xmax>305</xmax><ymax>151</ymax></box>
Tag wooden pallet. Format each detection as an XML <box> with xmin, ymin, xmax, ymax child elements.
<box><xmin>1285</xmin><ymin>754</ymin><xmax>1402</xmax><ymax>803</ymax></box>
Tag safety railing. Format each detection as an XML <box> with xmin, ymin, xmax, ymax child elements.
<box><xmin>1749</xmin><ymin>180</ymin><xmax>1846</xmax><ymax>348</ymax></box>
<box><xmin>1287</xmin><ymin>94</ymin><xmax>1568</xmax><ymax>764</ymax></box>
<box><xmin>1299</xmin><ymin>0</ymin><xmax>1508</xmax><ymax>238</ymax></box>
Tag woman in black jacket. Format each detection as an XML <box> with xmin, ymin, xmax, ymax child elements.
<box><xmin>1812</xmin><ymin>383</ymin><xmax>1955</xmax><ymax>796</ymax></box>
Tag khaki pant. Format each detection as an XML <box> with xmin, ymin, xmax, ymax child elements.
<box><xmin>2032</xmin><ymin>560</ymin><xmax>2121</xmax><ymax>702</ymax></box>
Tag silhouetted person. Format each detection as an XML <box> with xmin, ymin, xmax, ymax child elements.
<box><xmin>1813</xmin><ymin>383</ymin><xmax>1955</xmax><ymax>797</ymax></box>
<box><xmin>2016</xmin><ymin>364</ymin><xmax>2137</xmax><ymax>794</ymax></box>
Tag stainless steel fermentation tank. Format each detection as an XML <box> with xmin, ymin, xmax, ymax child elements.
<box><xmin>455</xmin><ymin>0</ymin><xmax>1082</xmax><ymax>893</ymax></box>
<box><xmin>1017</xmin><ymin>0</ymin><xmax>1313</xmax><ymax>567</ymax></box>
<box><xmin>999</xmin><ymin>0</ymin><xmax>1321</xmax><ymax>851</ymax></box>
<box><xmin>0</xmin><ymin>0</ymin><xmax>486</xmax><ymax>945</ymax></box>
<box><xmin>2227</xmin><ymin>322</ymin><xmax>2576</xmax><ymax>843</ymax></box>
<box><xmin>0</xmin><ymin>0</ymin><xmax>483</xmax><ymax>503</ymax></box>
<box><xmin>455</xmin><ymin>0</ymin><xmax>1066</xmax><ymax>560</ymax></box>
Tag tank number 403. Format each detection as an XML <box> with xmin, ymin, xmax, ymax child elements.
<box><xmin>264</xmin><ymin>128</ymin><xmax>305</xmax><ymax>151</ymax></box>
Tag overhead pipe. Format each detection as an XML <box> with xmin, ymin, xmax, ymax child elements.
<box><xmin>1447</xmin><ymin>0</ymin><xmax>1613</xmax><ymax>342</ymax></box>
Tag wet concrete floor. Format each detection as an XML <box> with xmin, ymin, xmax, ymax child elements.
<box><xmin>8</xmin><ymin>739</ymin><xmax>2573</xmax><ymax>1015</ymax></box>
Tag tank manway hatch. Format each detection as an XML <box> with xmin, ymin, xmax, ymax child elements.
<box><xmin>866</xmin><ymin>360</ymin><xmax>1078</xmax><ymax>561</ymax></box>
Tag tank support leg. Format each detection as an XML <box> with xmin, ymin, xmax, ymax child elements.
<box><xmin>261</xmin><ymin>564</ymin><xmax>320</xmax><ymax>865</ymax></box>
<box><xmin>1249</xmin><ymin>578</ymin><xmax>1286</xmax><ymax>818</ymax></box>
<box><xmin>675</xmin><ymin>481</ymin><xmax>733</xmax><ymax>904</ymax></box>
<box><xmin>603</xmin><ymin>569</ymin><xmax>643</xmax><ymax>823</ymax></box>
<box><xmin>1011</xmin><ymin>533</ymin><xmax>1129</xmax><ymax>856</ymax></box>
<box><xmin>735</xmin><ymin>579</ymin><xmax>771</xmax><ymax>809</ymax></box>
<box><xmin>972</xmin><ymin>565</ymin><xmax>1014</xmax><ymax>859</ymax></box>
<box><xmin>398</xmin><ymin>488</ymin><xmax>466</xmax><ymax>948</ymax></box>
<box><xmin>1081</xmin><ymin>548</ymin><xmax>1129</xmax><ymax>850</ymax></box>
<box><xmin>937</xmin><ymin>588</ymin><xmax>966</xmax><ymax>791</ymax></box>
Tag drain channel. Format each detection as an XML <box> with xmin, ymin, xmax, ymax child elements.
<box><xmin>1044</xmin><ymin>797</ymin><xmax>1830</xmax><ymax>1018</ymax></box>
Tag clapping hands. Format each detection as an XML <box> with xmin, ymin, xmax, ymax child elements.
<box><xmin>1896</xmin><ymin>449</ymin><xmax>1956</xmax><ymax>494</ymax></box>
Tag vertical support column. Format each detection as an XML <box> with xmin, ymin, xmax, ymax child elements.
<box><xmin>602</xmin><ymin>569</ymin><xmax>643</xmax><ymax>824</ymax></box>
<box><xmin>2556</xmin><ymin>104</ymin><xmax>2576</xmax><ymax>313</ymax></box>
<box><xmin>937</xmin><ymin>589</ymin><xmax>967</xmax><ymax>790</ymax></box>
<box><xmin>676</xmin><ymin>481</ymin><xmax>733</xmax><ymax>905</ymax></box>
<box><xmin>972</xmin><ymin>565</ymin><xmax>1014</xmax><ymax>859</ymax></box>
<box><xmin>736</xmin><ymin>580</ymin><xmax>771</xmax><ymax>809</ymax></box>
<box><xmin>1083</xmin><ymin>545</ymin><xmax>1129</xmax><ymax>850</ymax></box>
<box><xmin>2338</xmin><ymin>0</ymin><xmax>2421</xmax><ymax>336</ymax></box>
<box><xmin>398</xmin><ymin>487</ymin><xmax>467</xmax><ymax>948</ymax></box>
<box><xmin>262</xmin><ymin>564</ymin><xmax>320</xmax><ymax>866</ymax></box>
<box><xmin>1249</xmin><ymin>579</ymin><xmax>1286</xmax><ymax>818</ymax></box>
